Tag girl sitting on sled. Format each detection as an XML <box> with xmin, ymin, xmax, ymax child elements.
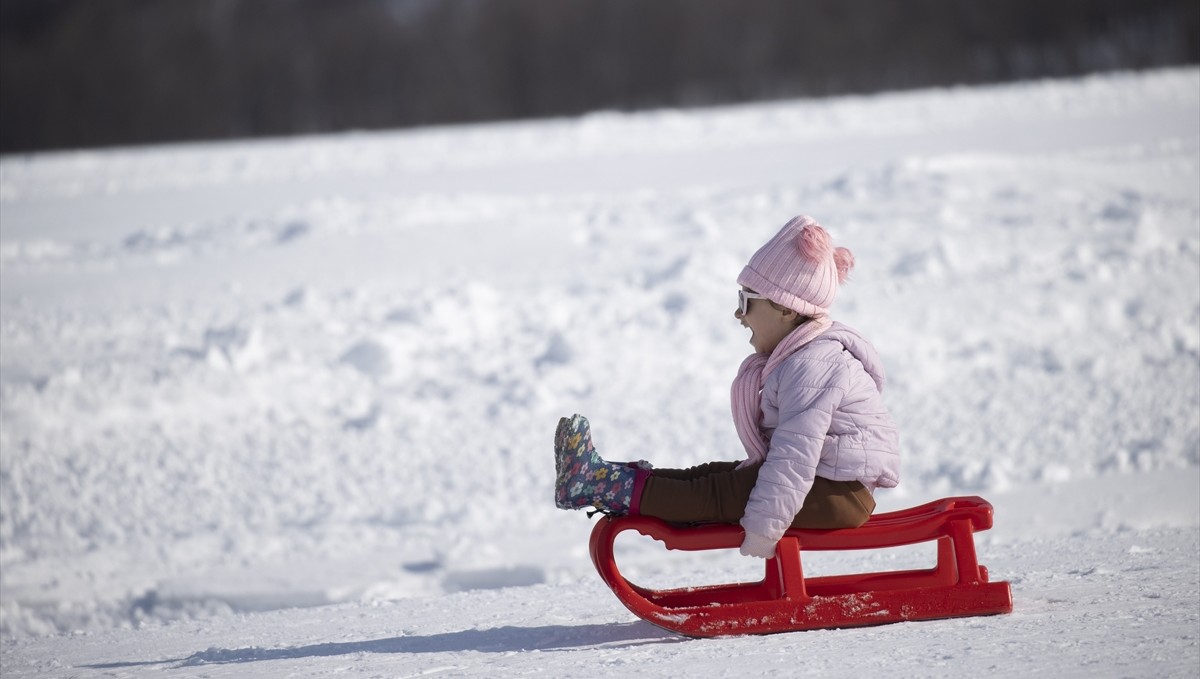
<box><xmin>553</xmin><ymin>215</ymin><xmax>900</xmax><ymax>559</ymax></box>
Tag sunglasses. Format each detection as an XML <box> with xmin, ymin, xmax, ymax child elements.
<box><xmin>738</xmin><ymin>290</ymin><xmax>768</xmax><ymax>315</ymax></box>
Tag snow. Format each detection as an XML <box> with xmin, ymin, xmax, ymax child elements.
<box><xmin>2</xmin><ymin>67</ymin><xmax>1198</xmax><ymax>677</ymax></box>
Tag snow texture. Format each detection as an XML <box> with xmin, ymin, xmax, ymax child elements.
<box><xmin>1</xmin><ymin>68</ymin><xmax>1198</xmax><ymax>677</ymax></box>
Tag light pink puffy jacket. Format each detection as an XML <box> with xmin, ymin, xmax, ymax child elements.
<box><xmin>739</xmin><ymin>322</ymin><xmax>900</xmax><ymax>542</ymax></box>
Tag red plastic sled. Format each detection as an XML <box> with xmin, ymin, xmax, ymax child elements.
<box><xmin>590</xmin><ymin>496</ymin><xmax>1012</xmax><ymax>637</ymax></box>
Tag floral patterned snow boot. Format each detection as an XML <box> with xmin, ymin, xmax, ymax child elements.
<box><xmin>554</xmin><ymin>414</ymin><xmax>641</xmax><ymax>514</ymax></box>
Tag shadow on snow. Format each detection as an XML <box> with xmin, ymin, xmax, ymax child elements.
<box><xmin>82</xmin><ymin>621</ymin><xmax>685</xmax><ymax>668</ymax></box>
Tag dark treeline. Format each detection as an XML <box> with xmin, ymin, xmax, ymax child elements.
<box><xmin>1</xmin><ymin>0</ymin><xmax>1197</xmax><ymax>153</ymax></box>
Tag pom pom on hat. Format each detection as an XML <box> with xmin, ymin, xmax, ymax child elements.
<box><xmin>795</xmin><ymin>222</ymin><xmax>832</xmax><ymax>262</ymax></box>
<box><xmin>737</xmin><ymin>215</ymin><xmax>854</xmax><ymax>317</ymax></box>
<box><xmin>833</xmin><ymin>247</ymin><xmax>854</xmax><ymax>283</ymax></box>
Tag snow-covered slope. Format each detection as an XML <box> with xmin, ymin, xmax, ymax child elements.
<box><xmin>1</xmin><ymin>68</ymin><xmax>1197</xmax><ymax>677</ymax></box>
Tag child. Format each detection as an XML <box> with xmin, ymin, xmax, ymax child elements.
<box><xmin>553</xmin><ymin>215</ymin><xmax>900</xmax><ymax>558</ymax></box>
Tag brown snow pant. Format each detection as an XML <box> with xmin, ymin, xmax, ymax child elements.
<box><xmin>637</xmin><ymin>461</ymin><xmax>875</xmax><ymax>529</ymax></box>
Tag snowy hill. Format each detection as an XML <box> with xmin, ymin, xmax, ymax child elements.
<box><xmin>1</xmin><ymin>68</ymin><xmax>1198</xmax><ymax>677</ymax></box>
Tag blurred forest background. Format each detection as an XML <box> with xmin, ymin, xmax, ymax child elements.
<box><xmin>1</xmin><ymin>0</ymin><xmax>1197</xmax><ymax>154</ymax></box>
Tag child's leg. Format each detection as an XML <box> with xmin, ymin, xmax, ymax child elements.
<box><xmin>553</xmin><ymin>414</ymin><xmax>874</xmax><ymax>528</ymax></box>
<box><xmin>637</xmin><ymin>463</ymin><xmax>760</xmax><ymax>524</ymax></box>
<box><xmin>789</xmin><ymin>478</ymin><xmax>876</xmax><ymax>529</ymax></box>
<box><xmin>637</xmin><ymin>464</ymin><xmax>875</xmax><ymax>529</ymax></box>
<box><xmin>642</xmin><ymin>461</ymin><xmax>740</xmax><ymax>481</ymax></box>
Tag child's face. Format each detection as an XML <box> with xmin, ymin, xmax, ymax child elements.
<box><xmin>734</xmin><ymin>288</ymin><xmax>797</xmax><ymax>354</ymax></box>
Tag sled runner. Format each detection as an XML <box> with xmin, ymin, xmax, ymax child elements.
<box><xmin>590</xmin><ymin>495</ymin><xmax>1012</xmax><ymax>637</ymax></box>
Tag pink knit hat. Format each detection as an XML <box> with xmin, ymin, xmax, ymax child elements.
<box><xmin>737</xmin><ymin>215</ymin><xmax>855</xmax><ymax>317</ymax></box>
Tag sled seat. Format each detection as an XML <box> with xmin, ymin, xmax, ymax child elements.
<box><xmin>589</xmin><ymin>495</ymin><xmax>1012</xmax><ymax>637</ymax></box>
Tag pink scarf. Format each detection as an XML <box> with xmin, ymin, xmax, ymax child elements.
<box><xmin>731</xmin><ymin>317</ymin><xmax>832</xmax><ymax>466</ymax></box>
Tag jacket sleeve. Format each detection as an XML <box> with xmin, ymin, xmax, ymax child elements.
<box><xmin>739</xmin><ymin>357</ymin><xmax>848</xmax><ymax>543</ymax></box>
